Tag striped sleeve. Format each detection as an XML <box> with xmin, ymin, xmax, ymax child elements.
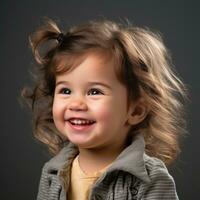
<box><xmin>37</xmin><ymin>163</ymin><xmax>49</xmax><ymax>200</ymax></box>
<box><xmin>138</xmin><ymin>158</ymin><xmax>179</xmax><ymax>200</ymax></box>
<box><xmin>36</xmin><ymin>163</ymin><xmax>63</xmax><ymax>200</ymax></box>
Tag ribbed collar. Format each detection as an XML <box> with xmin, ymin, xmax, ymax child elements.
<box><xmin>105</xmin><ymin>134</ymin><xmax>150</xmax><ymax>183</ymax></box>
<box><xmin>45</xmin><ymin>134</ymin><xmax>150</xmax><ymax>183</ymax></box>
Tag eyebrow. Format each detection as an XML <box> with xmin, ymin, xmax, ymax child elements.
<box><xmin>56</xmin><ymin>81</ymin><xmax>70</xmax><ymax>86</ymax></box>
<box><xmin>55</xmin><ymin>81</ymin><xmax>112</xmax><ymax>90</ymax></box>
<box><xmin>87</xmin><ymin>81</ymin><xmax>112</xmax><ymax>90</ymax></box>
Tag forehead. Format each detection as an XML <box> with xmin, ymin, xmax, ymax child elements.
<box><xmin>54</xmin><ymin>49</ymin><xmax>119</xmax><ymax>78</ymax></box>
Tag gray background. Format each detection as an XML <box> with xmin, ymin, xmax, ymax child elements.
<box><xmin>1</xmin><ymin>0</ymin><xmax>199</xmax><ymax>199</ymax></box>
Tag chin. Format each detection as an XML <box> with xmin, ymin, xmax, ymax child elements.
<box><xmin>71</xmin><ymin>140</ymin><xmax>98</xmax><ymax>150</ymax></box>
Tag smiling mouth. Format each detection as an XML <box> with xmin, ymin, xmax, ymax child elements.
<box><xmin>68</xmin><ymin>118</ymin><xmax>96</xmax><ymax>126</ymax></box>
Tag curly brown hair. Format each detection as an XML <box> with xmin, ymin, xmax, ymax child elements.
<box><xmin>22</xmin><ymin>18</ymin><xmax>188</xmax><ymax>167</ymax></box>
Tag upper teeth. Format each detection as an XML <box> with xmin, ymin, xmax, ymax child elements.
<box><xmin>69</xmin><ymin>119</ymin><xmax>94</xmax><ymax>125</ymax></box>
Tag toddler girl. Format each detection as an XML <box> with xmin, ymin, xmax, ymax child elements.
<box><xmin>23</xmin><ymin>18</ymin><xmax>188</xmax><ymax>200</ymax></box>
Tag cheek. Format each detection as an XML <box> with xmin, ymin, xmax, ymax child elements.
<box><xmin>92</xmin><ymin>101</ymin><xmax>114</xmax><ymax>122</ymax></box>
<box><xmin>52</xmin><ymin>100</ymin><xmax>68</xmax><ymax>136</ymax></box>
<box><xmin>52</xmin><ymin>100</ymin><xmax>58</xmax><ymax>119</ymax></box>
<box><xmin>52</xmin><ymin>99</ymin><xmax>64</xmax><ymax>124</ymax></box>
<box><xmin>92</xmin><ymin>98</ymin><xmax>128</xmax><ymax>126</ymax></box>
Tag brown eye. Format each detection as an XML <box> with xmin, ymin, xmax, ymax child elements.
<box><xmin>60</xmin><ymin>88</ymin><xmax>71</xmax><ymax>95</ymax></box>
<box><xmin>87</xmin><ymin>88</ymin><xmax>103</xmax><ymax>95</ymax></box>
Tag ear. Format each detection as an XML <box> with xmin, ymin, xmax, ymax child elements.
<box><xmin>127</xmin><ymin>98</ymin><xmax>148</xmax><ymax>125</ymax></box>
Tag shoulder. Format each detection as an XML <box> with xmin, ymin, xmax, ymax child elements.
<box><xmin>144</xmin><ymin>153</ymin><xmax>172</xmax><ymax>180</ymax></box>
<box><xmin>137</xmin><ymin>154</ymin><xmax>179</xmax><ymax>200</ymax></box>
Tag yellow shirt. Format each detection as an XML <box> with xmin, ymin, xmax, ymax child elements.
<box><xmin>68</xmin><ymin>156</ymin><xmax>109</xmax><ymax>200</ymax></box>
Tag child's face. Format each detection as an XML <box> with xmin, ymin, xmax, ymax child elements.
<box><xmin>53</xmin><ymin>52</ymin><xmax>134</xmax><ymax>150</ymax></box>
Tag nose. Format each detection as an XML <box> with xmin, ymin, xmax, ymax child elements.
<box><xmin>68</xmin><ymin>96</ymin><xmax>88</xmax><ymax>112</ymax></box>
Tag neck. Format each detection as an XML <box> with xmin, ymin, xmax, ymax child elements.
<box><xmin>78</xmin><ymin>144</ymin><xmax>125</xmax><ymax>175</ymax></box>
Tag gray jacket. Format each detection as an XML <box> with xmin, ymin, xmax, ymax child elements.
<box><xmin>37</xmin><ymin>135</ymin><xmax>179</xmax><ymax>200</ymax></box>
